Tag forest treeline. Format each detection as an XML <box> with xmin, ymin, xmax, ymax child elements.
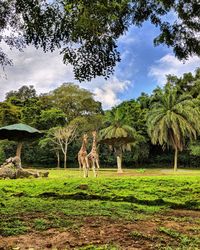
<box><xmin>0</xmin><ymin>68</ymin><xmax>200</xmax><ymax>169</ymax></box>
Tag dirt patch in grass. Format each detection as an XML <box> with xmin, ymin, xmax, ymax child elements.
<box><xmin>0</xmin><ymin>209</ymin><xmax>200</xmax><ymax>250</ymax></box>
<box><xmin>166</xmin><ymin>209</ymin><xmax>200</xmax><ymax>218</ymax></box>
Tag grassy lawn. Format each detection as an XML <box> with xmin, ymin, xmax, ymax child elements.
<box><xmin>0</xmin><ymin>168</ymin><xmax>200</xmax><ymax>249</ymax></box>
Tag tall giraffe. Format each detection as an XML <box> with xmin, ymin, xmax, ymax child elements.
<box><xmin>86</xmin><ymin>131</ymin><xmax>100</xmax><ymax>177</ymax></box>
<box><xmin>78</xmin><ymin>134</ymin><xmax>89</xmax><ymax>178</ymax></box>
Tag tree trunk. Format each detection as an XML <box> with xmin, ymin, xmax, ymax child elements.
<box><xmin>117</xmin><ymin>155</ymin><xmax>123</xmax><ymax>173</ymax></box>
<box><xmin>56</xmin><ymin>151</ymin><xmax>60</xmax><ymax>169</ymax></box>
<box><xmin>174</xmin><ymin>147</ymin><xmax>178</xmax><ymax>172</ymax></box>
<box><xmin>115</xmin><ymin>147</ymin><xmax>123</xmax><ymax>173</ymax></box>
<box><xmin>16</xmin><ymin>142</ymin><xmax>23</xmax><ymax>159</ymax></box>
<box><xmin>64</xmin><ymin>153</ymin><xmax>67</xmax><ymax>169</ymax></box>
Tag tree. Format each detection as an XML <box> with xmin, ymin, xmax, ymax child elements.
<box><xmin>147</xmin><ymin>84</ymin><xmax>200</xmax><ymax>171</ymax></box>
<box><xmin>1</xmin><ymin>0</ymin><xmax>199</xmax><ymax>81</ymax></box>
<box><xmin>190</xmin><ymin>79</ymin><xmax>200</xmax><ymax>98</ymax></box>
<box><xmin>55</xmin><ymin>126</ymin><xmax>77</xmax><ymax>168</ymax></box>
<box><xmin>0</xmin><ymin>123</ymin><xmax>43</xmax><ymax>166</ymax></box>
<box><xmin>137</xmin><ymin>93</ymin><xmax>151</xmax><ymax>109</ymax></box>
<box><xmin>69</xmin><ymin>114</ymin><xmax>104</xmax><ymax>135</ymax></box>
<box><xmin>166</xmin><ymin>68</ymin><xmax>200</xmax><ymax>97</ymax></box>
<box><xmin>0</xmin><ymin>102</ymin><xmax>21</xmax><ymax>126</ymax></box>
<box><xmin>21</xmin><ymin>100</ymin><xmax>42</xmax><ymax>128</ymax></box>
<box><xmin>189</xmin><ymin>141</ymin><xmax>200</xmax><ymax>157</ymax></box>
<box><xmin>39</xmin><ymin>108</ymin><xmax>66</xmax><ymax>130</ymax></box>
<box><xmin>42</xmin><ymin>125</ymin><xmax>77</xmax><ymax>169</ymax></box>
<box><xmin>39</xmin><ymin>128</ymin><xmax>62</xmax><ymax>169</ymax></box>
<box><xmin>41</xmin><ymin>83</ymin><xmax>102</xmax><ymax>122</ymax></box>
<box><xmin>6</xmin><ymin>85</ymin><xmax>37</xmax><ymax>103</ymax></box>
<box><xmin>99</xmin><ymin>109</ymin><xmax>144</xmax><ymax>173</ymax></box>
<box><xmin>116</xmin><ymin>99</ymin><xmax>147</xmax><ymax>134</ymax></box>
<box><xmin>3</xmin><ymin>85</ymin><xmax>45</xmax><ymax>128</ymax></box>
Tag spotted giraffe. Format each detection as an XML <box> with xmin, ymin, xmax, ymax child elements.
<box><xmin>86</xmin><ymin>131</ymin><xmax>100</xmax><ymax>177</ymax></box>
<box><xmin>78</xmin><ymin>134</ymin><xmax>89</xmax><ymax>178</ymax></box>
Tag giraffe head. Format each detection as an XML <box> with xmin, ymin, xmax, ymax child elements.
<box><xmin>83</xmin><ymin>133</ymin><xmax>88</xmax><ymax>143</ymax></box>
<box><xmin>92</xmin><ymin>131</ymin><xmax>97</xmax><ymax>138</ymax></box>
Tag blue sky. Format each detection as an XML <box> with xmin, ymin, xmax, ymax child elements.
<box><xmin>115</xmin><ymin>21</ymin><xmax>200</xmax><ymax>101</ymax></box>
<box><xmin>116</xmin><ymin>22</ymin><xmax>167</xmax><ymax>99</ymax></box>
<box><xmin>1</xmin><ymin>20</ymin><xmax>200</xmax><ymax>109</ymax></box>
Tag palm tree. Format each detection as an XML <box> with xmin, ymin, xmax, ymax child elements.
<box><xmin>99</xmin><ymin>109</ymin><xmax>144</xmax><ymax>173</ymax></box>
<box><xmin>147</xmin><ymin>84</ymin><xmax>200</xmax><ymax>171</ymax></box>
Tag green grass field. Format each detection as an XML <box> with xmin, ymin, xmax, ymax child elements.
<box><xmin>0</xmin><ymin>168</ymin><xmax>200</xmax><ymax>249</ymax></box>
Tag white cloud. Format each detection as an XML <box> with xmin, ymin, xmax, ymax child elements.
<box><xmin>118</xmin><ymin>26</ymin><xmax>139</xmax><ymax>46</ymax></box>
<box><xmin>149</xmin><ymin>54</ymin><xmax>200</xmax><ymax>85</ymax></box>
<box><xmin>0</xmin><ymin>44</ymin><xmax>75</xmax><ymax>98</ymax></box>
<box><xmin>86</xmin><ymin>77</ymin><xmax>131</xmax><ymax>110</ymax></box>
<box><xmin>118</xmin><ymin>33</ymin><xmax>136</xmax><ymax>45</ymax></box>
<box><xmin>0</xmin><ymin>45</ymin><xmax>131</xmax><ymax>109</ymax></box>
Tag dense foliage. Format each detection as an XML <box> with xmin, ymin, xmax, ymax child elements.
<box><xmin>1</xmin><ymin>0</ymin><xmax>200</xmax><ymax>81</ymax></box>
<box><xmin>0</xmin><ymin>68</ymin><xmax>200</xmax><ymax>169</ymax></box>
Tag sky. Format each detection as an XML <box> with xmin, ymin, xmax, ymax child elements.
<box><xmin>0</xmin><ymin>21</ymin><xmax>200</xmax><ymax>110</ymax></box>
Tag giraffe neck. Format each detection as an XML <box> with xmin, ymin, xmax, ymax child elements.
<box><xmin>81</xmin><ymin>141</ymin><xmax>87</xmax><ymax>152</ymax></box>
<box><xmin>91</xmin><ymin>137</ymin><xmax>97</xmax><ymax>152</ymax></box>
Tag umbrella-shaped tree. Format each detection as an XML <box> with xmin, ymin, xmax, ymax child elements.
<box><xmin>0</xmin><ymin>123</ymin><xmax>43</xmax><ymax>164</ymax></box>
<box><xmin>99</xmin><ymin>109</ymin><xmax>144</xmax><ymax>173</ymax></box>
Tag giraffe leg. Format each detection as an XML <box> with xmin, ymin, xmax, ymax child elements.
<box><xmin>78</xmin><ymin>156</ymin><xmax>83</xmax><ymax>177</ymax></box>
<box><xmin>85</xmin><ymin>163</ymin><xmax>89</xmax><ymax>178</ymax></box>
<box><xmin>83</xmin><ymin>161</ymin><xmax>89</xmax><ymax>178</ymax></box>
<box><xmin>95</xmin><ymin>159</ymin><xmax>100</xmax><ymax>177</ymax></box>
<box><xmin>92</xmin><ymin>160</ymin><xmax>97</xmax><ymax>177</ymax></box>
<box><xmin>78</xmin><ymin>156</ymin><xmax>82</xmax><ymax>170</ymax></box>
<box><xmin>79</xmin><ymin>163</ymin><xmax>83</xmax><ymax>177</ymax></box>
<box><xmin>85</xmin><ymin>156</ymin><xmax>89</xmax><ymax>169</ymax></box>
<box><xmin>83</xmin><ymin>163</ymin><xmax>86</xmax><ymax>178</ymax></box>
<box><xmin>85</xmin><ymin>156</ymin><xmax>90</xmax><ymax>178</ymax></box>
<box><xmin>96</xmin><ymin>159</ymin><xmax>100</xmax><ymax>169</ymax></box>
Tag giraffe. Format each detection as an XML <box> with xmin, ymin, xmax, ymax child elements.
<box><xmin>78</xmin><ymin>134</ymin><xmax>89</xmax><ymax>178</ymax></box>
<box><xmin>86</xmin><ymin>131</ymin><xmax>100</xmax><ymax>177</ymax></box>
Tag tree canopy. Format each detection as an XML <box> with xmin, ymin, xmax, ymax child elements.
<box><xmin>6</xmin><ymin>85</ymin><xmax>37</xmax><ymax>103</ymax></box>
<box><xmin>1</xmin><ymin>0</ymin><xmax>199</xmax><ymax>81</ymax></box>
<box><xmin>41</xmin><ymin>83</ymin><xmax>102</xmax><ymax>122</ymax></box>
